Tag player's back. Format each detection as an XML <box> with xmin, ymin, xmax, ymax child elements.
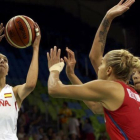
<box><xmin>0</xmin><ymin>84</ymin><xmax>19</xmax><ymax>140</ymax></box>
<box><xmin>104</xmin><ymin>81</ymin><xmax>140</xmax><ymax>140</ymax></box>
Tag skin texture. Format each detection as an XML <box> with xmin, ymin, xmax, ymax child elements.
<box><xmin>132</xmin><ymin>68</ymin><xmax>140</xmax><ymax>93</ymax></box>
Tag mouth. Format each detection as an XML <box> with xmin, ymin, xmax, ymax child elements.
<box><xmin>0</xmin><ymin>65</ymin><xmax>5</xmax><ymax>68</ymax></box>
<box><xmin>134</xmin><ymin>81</ymin><xmax>140</xmax><ymax>86</ymax></box>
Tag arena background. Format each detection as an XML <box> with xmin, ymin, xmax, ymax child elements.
<box><xmin>0</xmin><ymin>0</ymin><xmax>140</xmax><ymax>140</ymax></box>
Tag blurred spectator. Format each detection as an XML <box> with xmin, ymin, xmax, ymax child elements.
<box><xmin>51</xmin><ymin>132</ymin><xmax>57</xmax><ymax>140</ymax></box>
<box><xmin>17</xmin><ymin>126</ymin><xmax>26</xmax><ymax>140</ymax></box>
<box><xmin>37</xmin><ymin>127</ymin><xmax>46</xmax><ymax>140</ymax></box>
<box><xmin>23</xmin><ymin>135</ymin><xmax>30</xmax><ymax>140</ymax></box>
<box><xmin>18</xmin><ymin>110</ymin><xmax>26</xmax><ymax>127</ymax></box>
<box><xmin>78</xmin><ymin>118</ymin><xmax>83</xmax><ymax>139</ymax></box>
<box><xmin>58</xmin><ymin>102</ymin><xmax>72</xmax><ymax>135</ymax></box>
<box><xmin>18</xmin><ymin>109</ymin><xmax>30</xmax><ymax>133</ymax></box>
<box><xmin>98</xmin><ymin>132</ymin><xmax>108</xmax><ymax>140</ymax></box>
<box><xmin>29</xmin><ymin>105</ymin><xmax>43</xmax><ymax>134</ymax></box>
<box><xmin>62</xmin><ymin>135</ymin><xmax>69</xmax><ymax>140</ymax></box>
<box><xmin>82</xmin><ymin>118</ymin><xmax>95</xmax><ymax>140</ymax></box>
<box><xmin>41</xmin><ymin>135</ymin><xmax>49</xmax><ymax>140</ymax></box>
<box><xmin>68</xmin><ymin>111</ymin><xmax>80</xmax><ymax>140</ymax></box>
<box><xmin>47</xmin><ymin>127</ymin><xmax>54</xmax><ymax>140</ymax></box>
<box><xmin>55</xmin><ymin>130</ymin><xmax>64</xmax><ymax>140</ymax></box>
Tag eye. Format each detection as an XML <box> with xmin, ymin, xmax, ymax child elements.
<box><xmin>4</xmin><ymin>59</ymin><xmax>7</xmax><ymax>62</ymax></box>
<box><xmin>132</xmin><ymin>71</ymin><xmax>136</xmax><ymax>76</ymax></box>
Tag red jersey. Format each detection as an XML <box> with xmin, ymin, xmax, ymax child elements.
<box><xmin>103</xmin><ymin>81</ymin><xmax>140</xmax><ymax>140</ymax></box>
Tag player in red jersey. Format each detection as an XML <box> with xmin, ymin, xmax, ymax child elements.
<box><xmin>47</xmin><ymin>48</ymin><xmax>140</xmax><ymax>140</ymax></box>
<box><xmin>65</xmin><ymin>0</ymin><xmax>138</xmax><ymax>116</ymax></box>
<box><xmin>47</xmin><ymin>0</ymin><xmax>140</xmax><ymax>139</ymax></box>
<box><xmin>66</xmin><ymin>0</ymin><xmax>138</xmax><ymax>114</ymax></box>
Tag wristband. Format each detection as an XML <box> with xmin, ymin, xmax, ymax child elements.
<box><xmin>49</xmin><ymin>62</ymin><xmax>64</xmax><ymax>72</ymax></box>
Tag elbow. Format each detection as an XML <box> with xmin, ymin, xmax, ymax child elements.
<box><xmin>89</xmin><ymin>54</ymin><xmax>96</xmax><ymax>63</ymax></box>
<box><xmin>26</xmin><ymin>84</ymin><xmax>36</xmax><ymax>92</ymax></box>
<box><xmin>48</xmin><ymin>88</ymin><xmax>58</xmax><ymax>98</ymax></box>
<box><xmin>26</xmin><ymin>81</ymin><xmax>37</xmax><ymax>89</ymax></box>
<box><xmin>92</xmin><ymin>111</ymin><xmax>98</xmax><ymax>114</ymax></box>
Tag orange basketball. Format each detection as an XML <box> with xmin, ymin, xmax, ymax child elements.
<box><xmin>5</xmin><ymin>15</ymin><xmax>36</xmax><ymax>48</ymax></box>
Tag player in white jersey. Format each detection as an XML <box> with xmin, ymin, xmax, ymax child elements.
<box><xmin>0</xmin><ymin>23</ymin><xmax>41</xmax><ymax>140</ymax></box>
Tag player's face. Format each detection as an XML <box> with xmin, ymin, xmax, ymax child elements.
<box><xmin>132</xmin><ymin>68</ymin><xmax>140</xmax><ymax>93</ymax></box>
<box><xmin>0</xmin><ymin>54</ymin><xmax>9</xmax><ymax>77</ymax></box>
<box><xmin>98</xmin><ymin>57</ymin><xmax>107</xmax><ymax>80</ymax></box>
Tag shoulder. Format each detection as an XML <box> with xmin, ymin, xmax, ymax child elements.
<box><xmin>88</xmin><ymin>80</ymin><xmax>124</xmax><ymax>97</ymax></box>
<box><xmin>12</xmin><ymin>85</ymin><xmax>18</xmax><ymax>93</ymax></box>
<box><xmin>12</xmin><ymin>85</ymin><xmax>22</xmax><ymax>107</ymax></box>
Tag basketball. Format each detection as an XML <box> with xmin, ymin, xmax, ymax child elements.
<box><xmin>5</xmin><ymin>15</ymin><xmax>36</xmax><ymax>48</ymax></box>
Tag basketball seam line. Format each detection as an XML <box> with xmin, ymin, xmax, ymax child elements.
<box><xmin>5</xmin><ymin>19</ymin><xmax>20</xmax><ymax>48</ymax></box>
<box><xmin>13</xmin><ymin>17</ymin><xmax>26</xmax><ymax>47</ymax></box>
<box><xmin>19</xmin><ymin>16</ymin><xmax>32</xmax><ymax>47</ymax></box>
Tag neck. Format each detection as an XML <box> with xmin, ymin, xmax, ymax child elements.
<box><xmin>0</xmin><ymin>77</ymin><xmax>6</xmax><ymax>90</ymax></box>
<box><xmin>107</xmin><ymin>75</ymin><xmax>126</xmax><ymax>83</ymax></box>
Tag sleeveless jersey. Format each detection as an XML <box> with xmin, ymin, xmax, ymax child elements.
<box><xmin>0</xmin><ymin>84</ymin><xmax>19</xmax><ymax>140</ymax></box>
<box><xmin>103</xmin><ymin>81</ymin><xmax>140</xmax><ymax>140</ymax></box>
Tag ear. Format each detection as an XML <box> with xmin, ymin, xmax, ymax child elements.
<box><xmin>106</xmin><ymin>66</ymin><xmax>112</xmax><ymax>76</ymax></box>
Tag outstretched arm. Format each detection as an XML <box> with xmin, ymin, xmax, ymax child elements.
<box><xmin>64</xmin><ymin>48</ymin><xmax>103</xmax><ymax>114</ymax></box>
<box><xmin>89</xmin><ymin>0</ymin><xmax>135</xmax><ymax>74</ymax></box>
<box><xmin>47</xmin><ymin>47</ymin><xmax>122</xmax><ymax>106</ymax></box>
<box><xmin>13</xmin><ymin>23</ymin><xmax>41</xmax><ymax>107</ymax></box>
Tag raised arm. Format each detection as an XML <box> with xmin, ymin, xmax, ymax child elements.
<box><xmin>89</xmin><ymin>0</ymin><xmax>135</xmax><ymax>74</ymax></box>
<box><xmin>13</xmin><ymin>23</ymin><xmax>41</xmax><ymax>108</ymax></box>
<box><xmin>64</xmin><ymin>48</ymin><xmax>103</xmax><ymax>114</ymax></box>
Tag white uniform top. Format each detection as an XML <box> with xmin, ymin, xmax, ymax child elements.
<box><xmin>0</xmin><ymin>84</ymin><xmax>19</xmax><ymax>140</ymax></box>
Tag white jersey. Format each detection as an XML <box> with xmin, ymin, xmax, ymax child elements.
<box><xmin>0</xmin><ymin>84</ymin><xmax>19</xmax><ymax>140</ymax></box>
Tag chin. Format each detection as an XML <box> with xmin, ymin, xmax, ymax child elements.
<box><xmin>136</xmin><ymin>88</ymin><xmax>140</xmax><ymax>94</ymax></box>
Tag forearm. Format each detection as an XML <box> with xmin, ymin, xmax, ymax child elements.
<box><xmin>89</xmin><ymin>14</ymin><xmax>113</xmax><ymax>73</ymax></box>
<box><xmin>26</xmin><ymin>47</ymin><xmax>39</xmax><ymax>88</ymax></box>
<box><xmin>67</xmin><ymin>73</ymin><xmax>83</xmax><ymax>85</ymax></box>
<box><xmin>67</xmin><ymin>73</ymin><xmax>103</xmax><ymax>114</ymax></box>
<box><xmin>84</xmin><ymin>101</ymin><xmax>103</xmax><ymax>114</ymax></box>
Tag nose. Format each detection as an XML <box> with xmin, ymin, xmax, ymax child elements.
<box><xmin>0</xmin><ymin>58</ymin><xmax>4</xmax><ymax>64</ymax></box>
<box><xmin>133</xmin><ymin>73</ymin><xmax>138</xmax><ymax>80</ymax></box>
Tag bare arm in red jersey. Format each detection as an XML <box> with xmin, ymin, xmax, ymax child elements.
<box><xmin>0</xmin><ymin>23</ymin><xmax>5</xmax><ymax>41</ymax></box>
<box><xmin>82</xmin><ymin>0</ymin><xmax>135</xmax><ymax>113</ymax></box>
<box><xmin>64</xmin><ymin>48</ymin><xmax>103</xmax><ymax>114</ymax></box>
<box><xmin>63</xmin><ymin>0</ymin><xmax>135</xmax><ymax>114</ymax></box>
<box><xmin>13</xmin><ymin>23</ymin><xmax>41</xmax><ymax>108</ymax></box>
<box><xmin>89</xmin><ymin>0</ymin><xmax>135</xmax><ymax>73</ymax></box>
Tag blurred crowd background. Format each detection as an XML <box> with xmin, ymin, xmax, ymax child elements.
<box><xmin>0</xmin><ymin>0</ymin><xmax>140</xmax><ymax>139</ymax></box>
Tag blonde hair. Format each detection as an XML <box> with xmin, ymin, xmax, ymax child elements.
<box><xmin>105</xmin><ymin>49</ymin><xmax>140</xmax><ymax>82</ymax></box>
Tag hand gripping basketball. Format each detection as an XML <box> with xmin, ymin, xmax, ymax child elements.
<box><xmin>35</xmin><ymin>26</ymin><xmax>40</xmax><ymax>37</ymax></box>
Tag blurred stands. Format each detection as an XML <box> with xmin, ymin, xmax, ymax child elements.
<box><xmin>0</xmin><ymin>2</ymin><xmax>122</xmax><ymax>139</ymax></box>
